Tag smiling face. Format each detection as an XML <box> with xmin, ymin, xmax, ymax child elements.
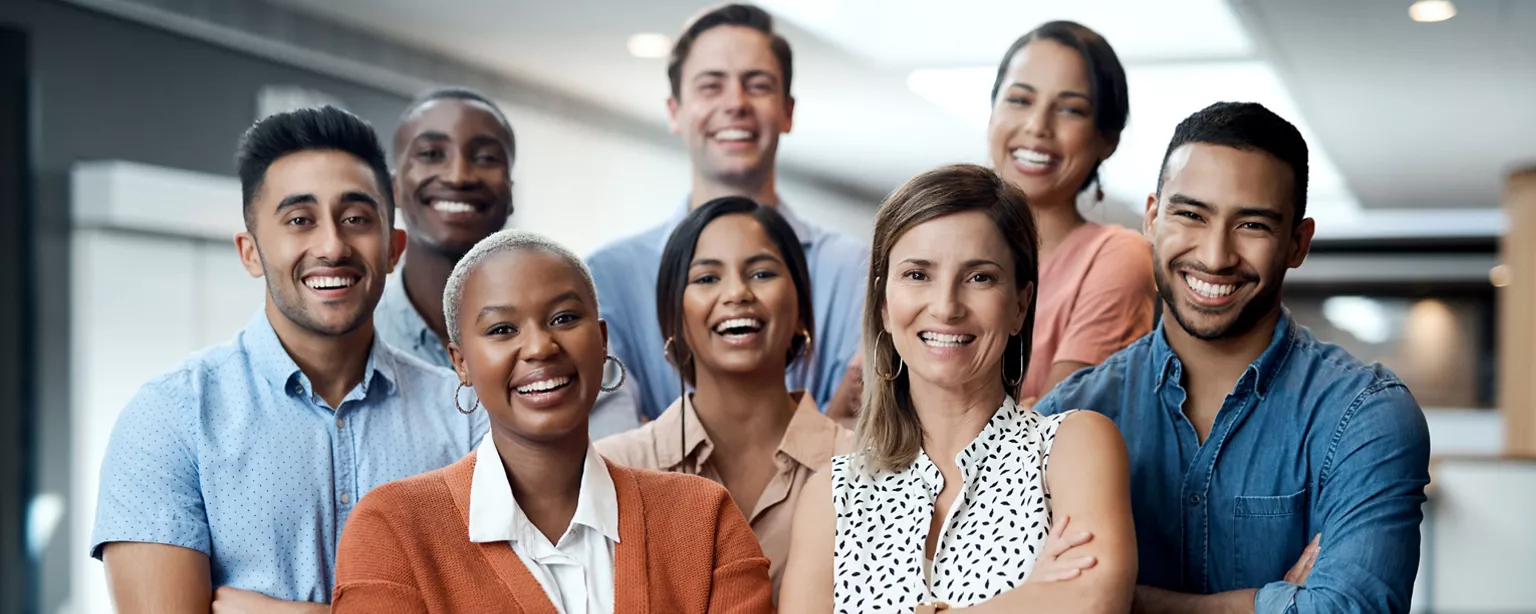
<box><xmin>667</xmin><ymin>25</ymin><xmax>794</xmax><ymax>189</ymax></box>
<box><xmin>237</xmin><ymin>149</ymin><xmax>401</xmax><ymax>337</ymax></box>
<box><xmin>680</xmin><ymin>213</ymin><xmax>802</xmax><ymax>382</ymax></box>
<box><xmin>1146</xmin><ymin>142</ymin><xmax>1314</xmax><ymax>341</ymax></box>
<box><xmin>881</xmin><ymin>211</ymin><xmax>1032</xmax><ymax>393</ymax></box>
<box><xmin>448</xmin><ymin>248</ymin><xmax>607</xmax><ymax>443</ymax></box>
<box><xmin>394</xmin><ymin>98</ymin><xmax>514</xmax><ymax>258</ymax></box>
<box><xmin>987</xmin><ymin>39</ymin><xmax>1114</xmax><ymax>206</ymax></box>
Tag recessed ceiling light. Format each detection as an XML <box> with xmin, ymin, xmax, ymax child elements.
<box><xmin>1409</xmin><ymin>0</ymin><xmax>1456</xmax><ymax>23</ymax></box>
<box><xmin>627</xmin><ymin>33</ymin><xmax>672</xmax><ymax>59</ymax></box>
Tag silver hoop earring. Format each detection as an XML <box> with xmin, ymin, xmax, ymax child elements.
<box><xmin>874</xmin><ymin>331</ymin><xmax>906</xmax><ymax>382</ymax></box>
<box><xmin>453</xmin><ymin>382</ymin><xmax>481</xmax><ymax>415</ymax></box>
<box><xmin>600</xmin><ymin>354</ymin><xmax>627</xmax><ymax>393</ymax></box>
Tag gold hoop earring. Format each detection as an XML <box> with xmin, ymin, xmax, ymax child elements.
<box><xmin>453</xmin><ymin>382</ymin><xmax>482</xmax><ymax>415</ymax></box>
<box><xmin>873</xmin><ymin>331</ymin><xmax>905</xmax><ymax>381</ymax></box>
<box><xmin>790</xmin><ymin>328</ymin><xmax>812</xmax><ymax>362</ymax></box>
<box><xmin>662</xmin><ymin>337</ymin><xmax>693</xmax><ymax>367</ymax></box>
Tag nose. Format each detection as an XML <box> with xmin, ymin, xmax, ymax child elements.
<box><xmin>722</xmin><ymin>272</ymin><xmax>756</xmax><ymax>305</ymax></box>
<box><xmin>1022</xmin><ymin>101</ymin><xmax>1051</xmax><ymax>138</ymax></box>
<box><xmin>442</xmin><ymin>151</ymin><xmax>476</xmax><ymax>188</ymax></box>
<box><xmin>722</xmin><ymin>81</ymin><xmax>749</xmax><ymax>117</ymax></box>
<box><xmin>520</xmin><ymin>325</ymin><xmax>560</xmax><ymax>363</ymax></box>
<box><xmin>926</xmin><ymin>279</ymin><xmax>967</xmax><ymax>322</ymax></box>
<box><xmin>1197</xmin><ymin>226</ymin><xmax>1242</xmax><ymax>273</ymax></box>
<box><xmin>313</xmin><ymin>218</ymin><xmax>352</xmax><ymax>262</ymax></box>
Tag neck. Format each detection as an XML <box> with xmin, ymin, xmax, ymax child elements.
<box><xmin>690</xmin><ymin>169</ymin><xmax>779</xmax><ymax>209</ymax></box>
<box><xmin>492</xmin><ymin>425</ymin><xmax>590</xmax><ymax>544</ymax></box>
<box><xmin>264</xmin><ymin>300</ymin><xmax>373</xmax><ymax>408</ymax></box>
<box><xmin>689</xmin><ymin>367</ymin><xmax>796</xmax><ymax>453</ymax></box>
<box><xmin>1031</xmin><ymin>196</ymin><xmax>1087</xmax><ymax>260</ymax></box>
<box><xmin>1164</xmin><ymin>304</ymin><xmax>1283</xmax><ymax>391</ymax></box>
<box><xmin>909</xmin><ymin>375</ymin><xmax>1007</xmax><ymax>464</ymax></box>
<box><xmin>401</xmin><ymin>241</ymin><xmax>459</xmax><ymax>345</ymax></box>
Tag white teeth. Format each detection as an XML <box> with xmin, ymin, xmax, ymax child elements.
<box><xmin>432</xmin><ymin>201</ymin><xmax>476</xmax><ymax>214</ymax></box>
<box><xmin>1184</xmin><ymin>274</ymin><xmax>1237</xmax><ymax>298</ymax></box>
<box><xmin>516</xmin><ymin>376</ymin><xmax>570</xmax><ymax>394</ymax></box>
<box><xmin>1010</xmin><ymin>148</ymin><xmax>1054</xmax><ymax>166</ymax></box>
<box><xmin>919</xmin><ymin>332</ymin><xmax>974</xmax><ymax>347</ymax></box>
<box><xmin>714</xmin><ymin>129</ymin><xmax>753</xmax><ymax>141</ymax></box>
<box><xmin>304</xmin><ymin>276</ymin><xmax>356</xmax><ymax>290</ymax></box>
<box><xmin>714</xmin><ymin>318</ymin><xmax>764</xmax><ymax>334</ymax></box>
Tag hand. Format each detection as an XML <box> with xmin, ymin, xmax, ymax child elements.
<box><xmin>826</xmin><ymin>358</ymin><xmax>863</xmax><ymax>429</ymax></box>
<box><xmin>1027</xmin><ymin>514</ymin><xmax>1098</xmax><ymax>582</ymax></box>
<box><xmin>213</xmin><ymin>587</ymin><xmax>328</xmax><ymax>614</ymax></box>
<box><xmin>1283</xmin><ymin>534</ymin><xmax>1322</xmax><ymax>586</ymax></box>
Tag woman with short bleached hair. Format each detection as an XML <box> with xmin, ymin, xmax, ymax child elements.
<box><xmin>332</xmin><ymin>229</ymin><xmax>773</xmax><ymax>613</ymax></box>
<box><xmin>780</xmin><ymin>164</ymin><xmax>1136</xmax><ymax>613</ymax></box>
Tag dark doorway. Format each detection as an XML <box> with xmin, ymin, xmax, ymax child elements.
<box><xmin>0</xmin><ymin>24</ymin><xmax>36</xmax><ymax>614</ymax></box>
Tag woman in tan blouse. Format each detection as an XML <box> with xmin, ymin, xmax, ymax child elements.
<box><xmin>597</xmin><ymin>197</ymin><xmax>852</xmax><ymax>598</ymax></box>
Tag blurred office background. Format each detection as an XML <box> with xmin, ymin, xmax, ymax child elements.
<box><xmin>0</xmin><ymin>0</ymin><xmax>1533</xmax><ymax>612</ymax></box>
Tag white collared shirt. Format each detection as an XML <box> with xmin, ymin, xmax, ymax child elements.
<box><xmin>468</xmin><ymin>434</ymin><xmax>620</xmax><ymax>614</ymax></box>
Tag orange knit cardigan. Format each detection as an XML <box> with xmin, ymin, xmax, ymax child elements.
<box><xmin>332</xmin><ymin>450</ymin><xmax>775</xmax><ymax>613</ymax></box>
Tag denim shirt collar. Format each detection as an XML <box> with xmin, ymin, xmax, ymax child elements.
<box><xmin>651</xmin><ymin>196</ymin><xmax>818</xmax><ymax>252</ymax></box>
<box><xmin>243</xmin><ymin>309</ymin><xmax>399</xmax><ymax>400</ymax></box>
<box><xmin>1152</xmin><ymin>307</ymin><xmax>1297</xmax><ymax>400</ymax></box>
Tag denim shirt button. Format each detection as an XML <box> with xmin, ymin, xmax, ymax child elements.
<box><xmin>1189</xmin><ymin>493</ymin><xmax>1202</xmax><ymax>505</ymax></box>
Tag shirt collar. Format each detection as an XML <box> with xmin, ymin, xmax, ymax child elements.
<box><xmin>1152</xmin><ymin>308</ymin><xmax>1297</xmax><ymax>399</ymax></box>
<box><xmin>653</xmin><ymin>196</ymin><xmax>819</xmax><ymax>253</ymax></box>
<box><xmin>242</xmin><ymin>309</ymin><xmax>399</xmax><ymax>399</ymax></box>
<box><xmin>651</xmin><ymin>394</ymin><xmax>716</xmax><ymax>470</ymax></box>
<box><xmin>468</xmin><ymin>433</ymin><xmax>622</xmax><ymax>546</ymax></box>
<box><xmin>777</xmin><ymin>391</ymin><xmax>845</xmax><ymax>468</ymax></box>
<box><xmin>379</xmin><ymin>265</ymin><xmax>446</xmax><ymax>354</ymax></box>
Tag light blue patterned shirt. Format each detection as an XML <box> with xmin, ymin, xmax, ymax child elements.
<box><xmin>587</xmin><ymin>201</ymin><xmax>869</xmax><ymax>420</ymax></box>
<box><xmin>90</xmin><ymin>310</ymin><xmax>487</xmax><ymax>603</ymax></box>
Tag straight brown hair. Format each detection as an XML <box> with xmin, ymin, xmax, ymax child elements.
<box><xmin>854</xmin><ymin>164</ymin><xmax>1040</xmax><ymax>473</ymax></box>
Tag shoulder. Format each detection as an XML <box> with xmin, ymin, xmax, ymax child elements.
<box><xmin>593</xmin><ymin>420</ymin><xmax>664</xmax><ymax>468</ymax></box>
<box><xmin>118</xmin><ymin>337</ymin><xmax>251</xmax><ymax>426</ymax></box>
<box><xmin>586</xmin><ymin>225</ymin><xmax>668</xmax><ymax>272</ymax></box>
<box><xmin>1083</xmin><ymin>225</ymin><xmax>1153</xmax><ymax>274</ymax></box>
<box><xmin>1035</xmin><ymin>335</ymin><xmax>1154</xmax><ymax>417</ymax></box>
<box><xmin>627</xmin><ymin>465</ymin><xmax>732</xmax><ymax>505</ymax></box>
<box><xmin>381</xmin><ymin>344</ymin><xmax>458</xmax><ymax>389</ymax></box>
<box><xmin>1048</xmin><ymin>410</ymin><xmax>1124</xmax><ymax>457</ymax></box>
<box><xmin>1286</xmin><ymin>323</ymin><xmax>1422</xmax><ymax>418</ymax></box>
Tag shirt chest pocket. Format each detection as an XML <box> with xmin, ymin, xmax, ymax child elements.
<box><xmin>1232</xmin><ymin>487</ymin><xmax>1309</xmax><ymax>589</ymax></box>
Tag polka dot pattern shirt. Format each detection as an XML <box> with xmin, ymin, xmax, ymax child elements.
<box><xmin>829</xmin><ymin>398</ymin><xmax>1074</xmax><ymax>612</ymax></box>
<box><xmin>91</xmin><ymin>310</ymin><xmax>487</xmax><ymax>603</ymax></box>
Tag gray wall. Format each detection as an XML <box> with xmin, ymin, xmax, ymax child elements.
<box><xmin>0</xmin><ymin>1</ymin><xmax>412</xmax><ymax>609</ymax></box>
<box><xmin>2</xmin><ymin>24</ymin><xmax>34</xmax><ymax>614</ymax></box>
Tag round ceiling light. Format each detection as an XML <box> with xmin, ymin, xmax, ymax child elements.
<box><xmin>1409</xmin><ymin>0</ymin><xmax>1457</xmax><ymax>23</ymax></box>
<box><xmin>627</xmin><ymin>33</ymin><xmax>672</xmax><ymax>59</ymax></box>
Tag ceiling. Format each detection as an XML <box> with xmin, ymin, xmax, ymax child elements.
<box><xmin>265</xmin><ymin>0</ymin><xmax>1535</xmax><ymax>237</ymax></box>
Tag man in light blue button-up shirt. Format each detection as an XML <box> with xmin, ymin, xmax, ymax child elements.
<box><xmin>1036</xmin><ymin>103</ymin><xmax>1429</xmax><ymax>613</ymax></box>
<box><xmin>587</xmin><ymin>5</ymin><xmax>868</xmax><ymax>421</ymax></box>
<box><xmin>92</xmin><ymin>106</ymin><xmax>486</xmax><ymax>612</ymax></box>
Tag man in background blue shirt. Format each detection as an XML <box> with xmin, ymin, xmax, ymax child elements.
<box><xmin>92</xmin><ymin>106</ymin><xmax>486</xmax><ymax>613</ymax></box>
<box><xmin>587</xmin><ymin>4</ymin><xmax>868</xmax><ymax>421</ymax></box>
<box><xmin>1036</xmin><ymin>102</ymin><xmax>1430</xmax><ymax>613</ymax></box>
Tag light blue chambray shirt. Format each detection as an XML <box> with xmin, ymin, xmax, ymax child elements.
<box><xmin>374</xmin><ymin>265</ymin><xmax>643</xmax><ymax>439</ymax></box>
<box><xmin>586</xmin><ymin>200</ymin><xmax>869</xmax><ymax>420</ymax></box>
<box><xmin>91</xmin><ymin>310</ymin><xmax>487</xmax><ymax>603</ymax></box>
<box><xmin>1036</xmin><ymin>309</ymin><xmax>1431</xmax><ymax>613</ymax></box>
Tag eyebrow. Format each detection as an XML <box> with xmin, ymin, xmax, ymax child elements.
<box><xmin>474</xmin><ymin>291</ymin><xmax>586</xmax><ymax>322</ymax></box>
<box><xmin>692</xmin><ymin>70</ymin><xmax>780</xmax><ymax>85</ymax></box>
<box><xmin>413</xmin><ymin>132</ymin><xmax>509</xmax><ymax>150</ymax></box>
<box><xmin>689</xmin><ymin>253</ymin><xmax>784</xmax><ymax>269</ymax></box>
<box><xmin>1168</xmin><ymin>193</ymin><xmax>1285</xmax><ymax>222</ymax></box>
<box><xmin>1008</xmin><ymin>83</ymin><xmax>1090</xmax><ymax>103</ymax></box>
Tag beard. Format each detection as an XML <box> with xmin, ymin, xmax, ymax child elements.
<box><xmin>258</xmin><ymin>247</ymin><xmax>376</xmax><ymax>338</ymax></box>
<box><xmin>1154</xmin><ymin>256</ymin><xmax>1282</xmax><ymax>341</ymax></box>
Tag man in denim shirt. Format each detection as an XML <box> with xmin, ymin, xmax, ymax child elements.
<box><xmin>1036</xmin><ymin>102</ymin><xmax>1430</xmax><ymax>613</ymax></box>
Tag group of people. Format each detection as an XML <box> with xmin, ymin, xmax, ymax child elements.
<box><xmin>89</xmin><ymin>4</ymin><xmax>1432</xmax><ymax>614</ymax></box>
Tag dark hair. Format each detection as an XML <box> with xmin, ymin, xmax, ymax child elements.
<box><xmin>398</xmin><ymin>86</ymin><xmax>516</xmax><ymax>156</ymax></box>
<box><xmin>668</xmin><ymin>4</ymin><xmax>794</xmax><ymax>101</ymax></box>
<box><xmin>857</xmin><ymin>164</ymin><xmax>1039</xmax><ymax>472</ymax></box>
<box><xmin>236</xmin><ymin>105</ymin><xmax>394</xmax><ymax>227</ymax></box>
<box><xmin>990</xmin><ymin>21</ymin><xmax>1129</xmax><ymax>195</ymax></box>
<box><xmin>656</xmin><ymin>196</ymin><xmax>814</xmax><ymax>388</ymax></box>
<box><xmin>1156</xmin><ymin>101</ymin><xmax>1309</xmax><ymax>226</ymax></box>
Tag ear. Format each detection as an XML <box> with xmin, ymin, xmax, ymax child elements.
<box><xmin>1013</xmin><ymin>281</ymin><xmax>1035</xmax><ymax>335</ymax></box>
<box><xmin>1288</xmin><ymin>217</ymin><xmax>1315</xmax><ymax>269</ymax></box>
<box><xmin>234</xmin><ymin>231</ymin><xmax>265</xmax><ymax>278</ymax></box>
<box><xmin>781</xmin><ymin>95</ymin><xmax>796</xmax><ymax>134</ymax></box>
<box><xmin>447</xmin><ymin>342</ymin><xmax>470</xmax><ymax>383</ymax></box>
<box><xmin>598</xmin><ymin>318</ymin><xmax>610</xmax><ymax>354</ymax></box>
<box><xmin>666</xmin><ymin>97</ymin><xmax>682</xmax><ymax>135</ymax></box>
<box><xmin>1101</xmin><ymin>131</ymin><xmax>1121</xmax><ymax>160</ymax></box>
<box><xmin>387</xmin><ymin>227</ymin><xmax>408</xmax><ymax>272</ymax></box>
<box><xmin>1142</xmin><ymin>193</ymin><xmax>1159</xmax><ymax>238</ymax></box>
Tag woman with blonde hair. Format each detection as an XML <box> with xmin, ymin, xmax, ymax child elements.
<box><xmin>780</xmin><ymin>164</ymin><xmax>1136</xmax><ymax>613</ymax></box>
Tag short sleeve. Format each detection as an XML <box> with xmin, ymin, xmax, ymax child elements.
<box><xmin>1054</xmin><ymin>231</ymin><xmax>1154</xmax><ymax>366</ymax></box>
<box><xmin>90</xmin><ymin>376</ymin><xmax>210</xmax><ymax>559</ymax></box>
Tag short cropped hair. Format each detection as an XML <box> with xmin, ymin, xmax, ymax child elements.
<box><xmin>667</xmin><ymin>4</ymin><xmax>793</xmax><ymax>101</ymax></box>
<box><xmin>236</xmin><ymin>105</ymin><xmax>394</xmax><ymax>227</ymax></box>
<box><xmin>442</xmin><ymin>229</ymin><xmax>598</xmax><ymax>346</ymax></box>
<box><xmin>1157</xmin><ymin>101</ymin><xmax>1310</xmax><ymax>226</ymax></box>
